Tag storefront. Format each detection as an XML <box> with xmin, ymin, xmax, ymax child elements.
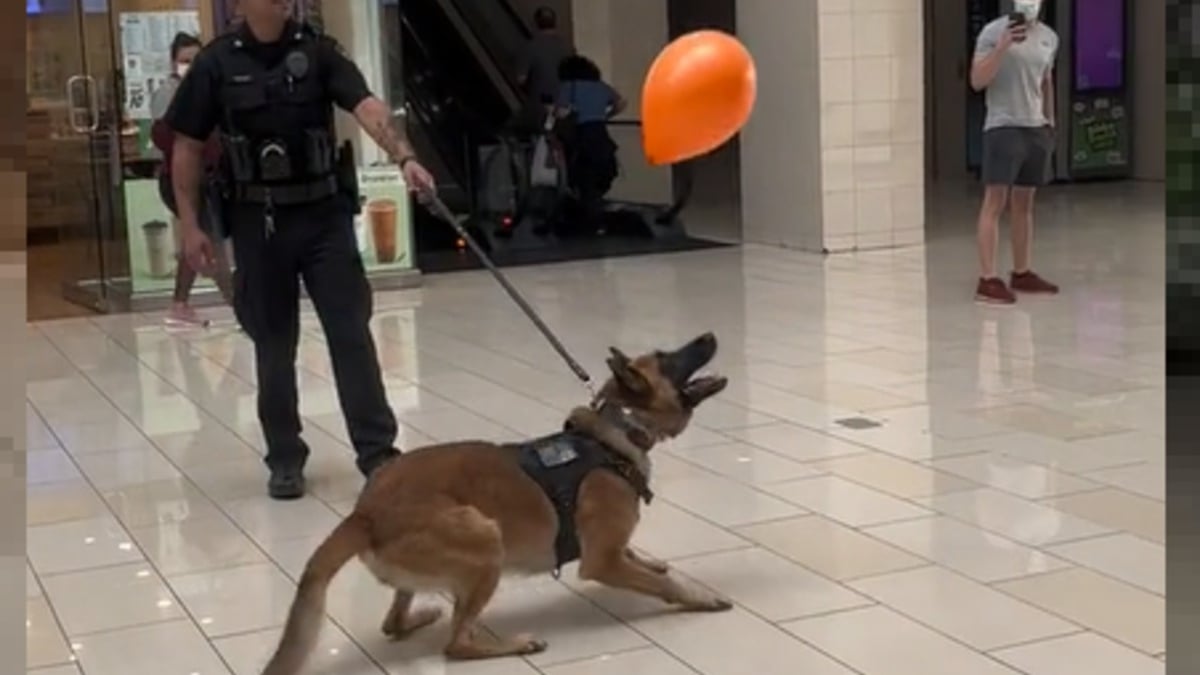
<box><xmin>26</xmin><ymin>0</ymin><xmax>418</xmax><ymax>315</ymax></box>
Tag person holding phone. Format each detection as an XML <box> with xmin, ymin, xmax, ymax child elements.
<box><xmin>969</xmin><ymin>0</ymin><xmax>1059</xmax><ymax>305</ymax></box>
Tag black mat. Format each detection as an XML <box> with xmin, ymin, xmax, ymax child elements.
<box><xmin>417</xmin><ymin>233</ymin><xmax>730</xmax><ymax>273</ymax></box>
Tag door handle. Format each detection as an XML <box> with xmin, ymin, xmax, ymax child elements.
<box><xmin>65</xmin><ymin>75</ymin><xmax>90</xmax><ymax>133</ymax></box>
<box><xmin>83</xmin><ymin>74</ymin><xmax>101</xmax><ymax>132</ymax></box>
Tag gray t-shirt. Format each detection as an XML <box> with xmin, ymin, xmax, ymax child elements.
<box><xmin>518</xmin><ymin>32</ymin><xmax>572</xmax><ymax>103</ymax></box>
<box><xmin>974</xmin><ymin>18</ymin><xmax>1058</xmax><ymax>130</ymax></box>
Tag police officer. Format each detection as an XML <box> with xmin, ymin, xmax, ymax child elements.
<box><xmin>166</xmin><ymin>0</ymin><xmax>436</xmax><ymax>500</ymax></box>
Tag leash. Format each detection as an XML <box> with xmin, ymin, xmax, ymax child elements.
<box><xmin>424</xmin><ymin>195</ymin><xmax>597</xmax><ymax>398</ymax></box>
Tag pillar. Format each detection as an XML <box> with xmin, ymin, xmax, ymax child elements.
<box><xmin>738</xmin><ymin>0</ymin><xmax>925</xmax><ymax>252</ymax></box>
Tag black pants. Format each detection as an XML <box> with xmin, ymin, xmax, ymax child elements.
<box><xmin>566</xmin><ymin>123</ymin><xmax>618</xmax><ymax>234</ymax></box>
<box><xmin>228</xmin><ymin>198</ymin><xmax>398</xmax><ymax>476</ymax></box>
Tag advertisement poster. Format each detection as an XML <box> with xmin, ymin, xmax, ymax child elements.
<box><xmin>123</xmin><ymin>178</ymin><xmax>220</xmax><ymax>295</ymax></box>
<box><xmin>356</xmin><ymin>167</ymin><xmax>413</xmax><ymax>272</ymax></box>
<box><xmin>124</xmin><ymin>168</ymin><xmax>412</xmax><ymax>295</ymax></box>
<box><xmin>1069</xmin><ymin>95</ymin><xmax>1130</xmax><ymax>173</ymax></box>
<box><xmin>118</xmin><ymin>11</ymin><xmax>201</xmax><ymax>160</ymax></box>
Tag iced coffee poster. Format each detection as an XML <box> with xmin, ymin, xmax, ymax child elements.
<box><xmin>122</xmin><ymin>178</ymin><xmax>219</xmax><ymax>294</ymax></box>
<box><xmin>356</xmin><ymin>167</ymin><xmax>413</xmax><ymax>272</ymax></box>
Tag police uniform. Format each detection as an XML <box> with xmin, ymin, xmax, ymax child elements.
<box><xmin>165</xmin><ymin>20</ymin><xmax>398</xmax><ymax>491</ymax></box>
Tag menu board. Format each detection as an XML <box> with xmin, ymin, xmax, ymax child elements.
<box><xmin>118</xmin><ymin>11</ymin><xmax>201</xmax><ymax>120</ymax></box>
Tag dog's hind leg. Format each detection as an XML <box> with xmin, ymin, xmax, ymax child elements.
<box><xmin>444</xmin><ymin>563</ymin><xmax>546</xmax><ymax>660</ymax></box>
<box><xmin>625</xmin><ymin>548</ymin><xmax>669</xmax><ymax>575</ymax></box>
<box><xmin>381</xmin><ymin>590</ymin><xmax>442</xmax><ymax>640</ymax></box>
<box><xmin>371</xmin><ymin>506</ymin><xmax>547</xmax><ymax>660</ymax></box>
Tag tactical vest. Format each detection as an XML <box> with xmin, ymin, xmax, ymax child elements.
<box><xmin>515</xmin><ymin>431</ymin><xmax>653</xmax><ymax>574</ymax></box>
<box><xmin>213</xmin><ymin>24</ymin><xmax>339</xmax><ymax>207</ymax></box>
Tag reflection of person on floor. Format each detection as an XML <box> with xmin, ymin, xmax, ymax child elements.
<box><xmin>555</xmin><ymin>55</ymin><xmax>626</xmax><ymax>236</ymax></box>
<box><xmin>150</xmin><ymin>32</ymin><xmax>234</xmax><ymax>327</ymax></box>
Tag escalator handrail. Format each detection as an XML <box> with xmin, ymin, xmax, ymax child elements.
<box><xmin>399</xmin><ymin>14</ymin><xmax>473</xmax><ymax>186</ymax></box>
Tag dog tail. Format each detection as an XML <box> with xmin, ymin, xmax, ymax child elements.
<box><xmin>262</xmin><ymin>514</ymin><xmax>371</xmax><ymax>675</ymax></box>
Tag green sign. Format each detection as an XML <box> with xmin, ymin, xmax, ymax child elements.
<box><xmin>123</xmin><ymin>168</ymin><xmax>412</xmax><ymax>296</ymax></box>
<box><xmin>1068</xmin><ymin>95</ymin><xmax>1130</xmax><ymax>173</ymax></box>
<box><xmin>123</xmin><ymin>178</ymin><xmax>221</xmax><ymax>295</ymax></box>
<box><xmin>354</xmin><ymin>166</ymin><xmax>413</xmax><ymax>272</ymax></box>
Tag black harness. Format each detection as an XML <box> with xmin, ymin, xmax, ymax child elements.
<box><xmin>516</xmin><ymin>428</ymin><xmax>653</xmax><ymax>574</ymax></box>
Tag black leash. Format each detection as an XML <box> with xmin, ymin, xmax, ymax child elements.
<box><xmin>424</xmin><ymin>195</ymin><xmax>596</xmax><ymax>395</ymax></box>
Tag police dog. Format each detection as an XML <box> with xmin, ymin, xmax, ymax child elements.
<box><xmin>263</xmin><ymin>333</ymin><xmax>729</xmax><ymax>674</ymax></box>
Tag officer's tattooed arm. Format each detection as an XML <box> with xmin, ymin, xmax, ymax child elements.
<box><xmin>172</xmin><ymin>136</ymin><xmax>208</xmax><ymax>231</ymax></box>
<box><xmin>353</xmin><ymin>97</ymin><xmax>417</xmax><ymax>163</ymax></box>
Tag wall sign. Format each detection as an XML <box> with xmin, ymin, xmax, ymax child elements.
<box><xmin>1069</xmin><ymin>94</ymin><xmax>1130</xmax><ymax>173</ymax></box>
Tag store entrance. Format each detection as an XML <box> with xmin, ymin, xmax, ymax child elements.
<box><xmin>27</xmin><ymin>0</ymin><xmax>129</xmax><ymax>320</ymax></box>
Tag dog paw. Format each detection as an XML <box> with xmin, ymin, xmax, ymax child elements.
<box><xmin>685</xmin><ymin>593</ymin><xmax>733</xmax><ymax>612</ymax></box>
<box><xmin>646</xmin><ymin>559</ymin><xmax>670</xmax><ymax>574</ymax></box>
<box><xmin>515</xmin><ymin>634</ymin><xmax>549</xmax><ymax>654</ymax></box>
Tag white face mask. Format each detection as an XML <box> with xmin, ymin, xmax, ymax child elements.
<box><xmin>175</xmin><ymin>63</ymin><xmax>190</xmax><ymax>78</ymax></box>
<box><xmin>1013</xmin><ymin>0</ymin><xmax>1042</xmax><ymax>22</ymax></box>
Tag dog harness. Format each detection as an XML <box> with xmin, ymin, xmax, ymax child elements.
<box><xmin>516</xmin><ymin>431</ymin><xmax>653</xmax><ymax>574</ymax></box>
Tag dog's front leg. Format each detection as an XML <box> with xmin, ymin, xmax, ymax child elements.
<box><xmin>580</xmin><ymin>552</ymin><xmax>731</xmax><ymax>612</ymax></box>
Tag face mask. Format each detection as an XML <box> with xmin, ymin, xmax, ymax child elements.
<box><xmin>1013</xmin><ymin>0</ymin><xmax>1041</xmax><ymax>21</ymax></box>
<box><xmin>175</xmin><ymin>63</ymin><xmax>190</xmax><ymax>78</ymax></box>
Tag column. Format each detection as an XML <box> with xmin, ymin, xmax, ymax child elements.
<box><xmin>738</xmin><ymin>0</ymin><xmax>925</xmax><ymax>252</ymax></box>
<box><xmin>735</xmin><ymin>0</ymin><xmax>825</xmax><ymax>250</ymax></box>
<box><xmin>320</xmin><ymin>0</ymin><xmax>388</xmax><ymax>165</ymax></box>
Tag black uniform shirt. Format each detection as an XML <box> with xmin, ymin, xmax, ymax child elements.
<box><xmin>165</xmin><ymin>20</ymin><xmax>374</xmax><ymax>144</ymax></box>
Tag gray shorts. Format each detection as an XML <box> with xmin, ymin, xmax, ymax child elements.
<box><xmin>981</xmin><ymin>126</ymin><xmax>1054</xmax><ymax>187</ymax></box>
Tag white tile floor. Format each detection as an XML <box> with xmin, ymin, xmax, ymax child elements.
<box><xmin>25</xmin><ymin>183</ymin><xmax>1165</xmax><ymax>674</ymax></box>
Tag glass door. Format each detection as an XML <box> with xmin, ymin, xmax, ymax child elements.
<box><xmin>27</xmin><ymin>0</ymin><xmax>128</xmax><ymax>312</ymax></box>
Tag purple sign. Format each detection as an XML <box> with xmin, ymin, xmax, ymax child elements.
<box><xmin>1074</xmin><ymin>0</ymin><xmax>1125</xmax><ymax>90</ymax></box>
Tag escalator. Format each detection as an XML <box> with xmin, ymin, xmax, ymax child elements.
<box><xmin>396</xmin><ymin>0</ymin><xmax>723</xmax><ymax>270</ymax></box>
<box><xmin>396</xmin><ymin>0</ymin><xmax>527</xmax><ymax>253</ymax></box>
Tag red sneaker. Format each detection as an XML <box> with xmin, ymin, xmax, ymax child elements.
<box><xmin>1010</xmin><ymin>270</ymin><xmax>1059</xmax><ymax>295</ymax></box>
<box><xmin>975</xmin><ymin>278</ymin><xmax>1016</xmax><ymax>305</ymax></box>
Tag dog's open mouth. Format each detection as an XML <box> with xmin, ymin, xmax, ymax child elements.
<box><xmin>682</xmin><ymin>373</ymin><xmax>728</xmax><ymax>408</ymax></box>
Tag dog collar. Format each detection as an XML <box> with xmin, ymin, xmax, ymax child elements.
<box><xmin>591</xmin><ymin>397</ymin><xmax>656</xmax><ymax>450</ymax></box>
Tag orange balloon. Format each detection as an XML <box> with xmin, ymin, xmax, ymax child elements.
<box><xmin>642</xmin><ymin>30</ymin><xmax>757</xmax><ymax>166</ymax></box>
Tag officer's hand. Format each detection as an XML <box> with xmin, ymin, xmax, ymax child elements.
<box><xmin>180</xmin><ymin>222</ymin><xmax>215</xmax><ymax>275</ymax></box>
<box><xmin>402</xmin><ymin>160</ymin><xmax>437</xmax><ymax>201</ymax></box>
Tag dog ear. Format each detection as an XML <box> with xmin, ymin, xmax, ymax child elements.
<box><xmin>607</xmin><ymin>347</ymin><xmax>650</xmax><ymax>395</ymax></box>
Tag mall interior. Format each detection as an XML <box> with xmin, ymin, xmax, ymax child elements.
<box><xmin>18</xmin><ymin>0</ymin><xmax>1166</xmax><ymax>674</ymax></box>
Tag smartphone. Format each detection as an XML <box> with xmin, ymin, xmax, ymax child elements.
<box><xmin>1008</xmin><ymin>12</ymin><xmax>1028</xmax><ymax>41</ymax></box>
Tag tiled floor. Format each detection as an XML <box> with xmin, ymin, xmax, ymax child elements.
<box><xmin>25</xmin><ymin>183</ymin><xmax>1165</xmax><ymax>674</ymax></box>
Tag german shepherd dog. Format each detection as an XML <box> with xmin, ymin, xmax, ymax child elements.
<box><xmin>263</xmin><ymin>333</ymin><xmax>730</xmax><ymax>674</ymax></box>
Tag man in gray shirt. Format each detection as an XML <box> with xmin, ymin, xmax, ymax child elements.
<box><xmin>517</xmin><ymin>6</ymin><xmax>573</xmax><ymax>105</ymax></box>
<box><xmin>970</xmin><ymin>0</ymin><xmax>1059</xmax><ymax>305</ymax></box>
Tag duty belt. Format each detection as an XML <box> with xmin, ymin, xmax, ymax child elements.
<box><xmin>236</xmin><ymin>175</ymin><xmax>338</xmax><ymax>206</ymax></box>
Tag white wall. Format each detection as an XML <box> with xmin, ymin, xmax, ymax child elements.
<box><xmin>1132</xmin><ymin>0</ymin><xmax>1164</xmax><ymax>181</ymax></box>
<box><xmin>321</xmin><ymin>1</ymin><xmax>388</xmax><ymax>165</ymax></box>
